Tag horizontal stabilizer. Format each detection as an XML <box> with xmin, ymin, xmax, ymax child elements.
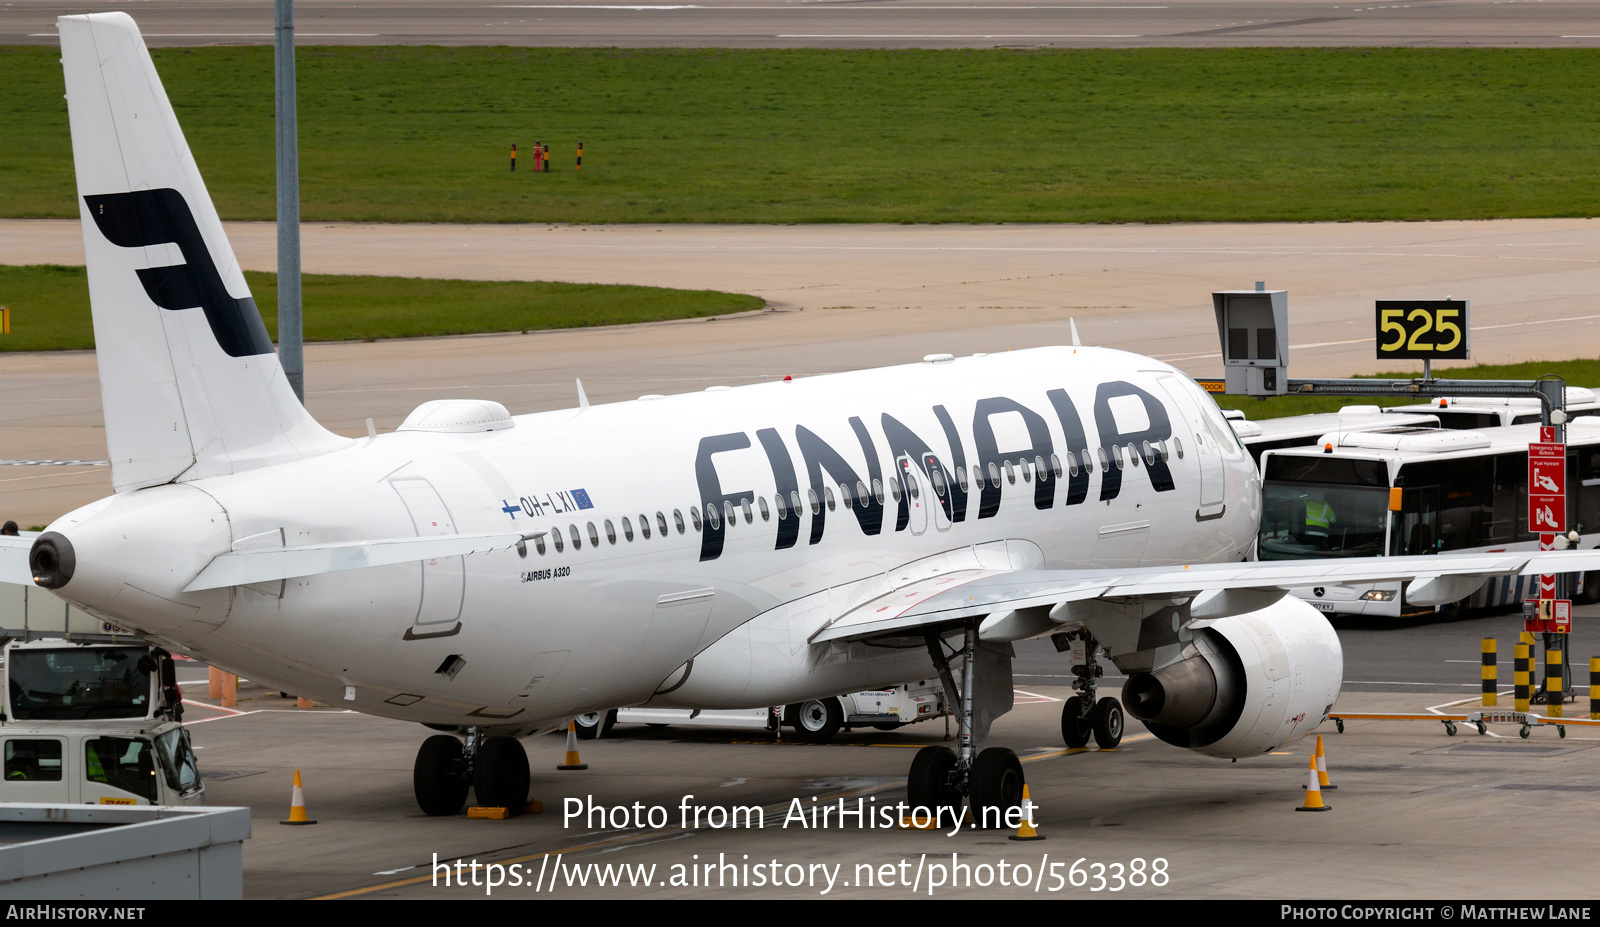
<box><xmin>0</xmin><ymin>537</ymin><xmax>33</xmax><ymax>586</ymax></box>
<box><xmin>184</xmin><ymin>531</ymin><xmax>539</xmax><ymax>592</ymax></box>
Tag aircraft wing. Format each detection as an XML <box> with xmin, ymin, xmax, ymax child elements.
<box><xmin>183</xmin><ymin>531</ymin><xmax>539</xmax><ymax>592</ymax></box>
<box><xmin>0</xmin><ymin>536</ymin><xmax>31</xmax><ymax>586</ymax></box>
<box><xmin>811</xmin><ymin>550</ymin><xmax>1600</xmax><ymax>645</ymax></box>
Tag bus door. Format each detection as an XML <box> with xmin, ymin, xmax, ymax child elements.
<box><xmin>1391</xmin><ymin>485</ymin><xmax>1440</xmax><ymax>557</ymax></box>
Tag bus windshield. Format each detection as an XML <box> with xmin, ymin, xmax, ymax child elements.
<box><xmin>7</xmin><ymin>647</ymin><xmax>152</xmax><ymax>721</ymax></box>
<box><xmin>1259</xmin><ymin>456</ymin><xmax>1390</xmax><ymax>560</ymax></box>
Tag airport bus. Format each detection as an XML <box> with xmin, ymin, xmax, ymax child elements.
<box><xmin>1227</xmin><ymin>405</ymin><xmax>1441</xmax><ymax>465</ymax></box>
<box><xmin>1258</xmin><ymin>420</ymin><xmax>1600</xmax><ymax>618</ymax></box>
<box><xmin>1386</xmin><ymin>388</ymin><xmax>1600</xmax><ymax>431</ymax></box>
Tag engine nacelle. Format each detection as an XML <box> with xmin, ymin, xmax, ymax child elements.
<box><xmin>1123</xmin><ymin>596</ymin><xmax>1342</xmax><ymax>758</ymax></box>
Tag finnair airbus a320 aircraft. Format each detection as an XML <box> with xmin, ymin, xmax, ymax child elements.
<box><xmin>6</xmin><ymin>13</ymin><xmax>1597</xmax><ymax>824</ymax></box>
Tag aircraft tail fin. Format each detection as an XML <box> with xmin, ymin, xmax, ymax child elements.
<box><xmin>60</xmin><ymin>13</ymin><xmax>350</xmax><ymax>493</ymax></box>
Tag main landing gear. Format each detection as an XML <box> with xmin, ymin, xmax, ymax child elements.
<box><xmin>1057</xmin><ymin>630</ymin><xmax>1123</xmax><ymax>750</ymax></box>
<box><xmin>414</xmin><ymin>726</ymin><xmax>531</xmax><ymax>816</ymax></box>
<box><xmin>908</xmin><ymin>622</ymin><xmax>1025</xmax><ymax>830</ymax></box>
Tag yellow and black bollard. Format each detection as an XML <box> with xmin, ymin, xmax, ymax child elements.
<box><xmin>1547</xmin><ymin>648</ymin><xmax>1564</xmax><ymax>719</ymax></box>
<box><xmin>510</xmin><ymin>143</ymin><xmax>517</xmax><ymax>172</ymax></box>
<box><xmin>576</xmin><ymin>141</ymin><xmax>583</xmax><ymax>172</ymax></box>
<box><xmin>1482</xmin><ymin>638</ymin><xmax>1498</xmax><ymax>707</ymax></box>
<box><xmin>1590</xmin><ymin>657</ymin><xmax>1599</xmax><ymax>720</ymax></box>
<box><xmin>1514</xmin><ymin>642</ymin><xmax>1531</xmax><ymax>713</ymax></box>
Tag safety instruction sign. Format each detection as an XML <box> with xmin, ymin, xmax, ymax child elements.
<box><xmin>1528</xmin><ymin>441</ymin><xmax>1565</xmax><ymax>535</ymax></box>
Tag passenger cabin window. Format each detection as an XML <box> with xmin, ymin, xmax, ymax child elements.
<box><xmin>674</xmin><ymin>510</ymin><xmax>686</xmax><ymax>534</ymax></box>
<box><xmin>689</xmin><ymin>507</ymin><xmax>701</xmax><ymax>531</ymax></box>
<box><xmin>955</xmin><ymin>468</ymin><xmax>968</xmax><ymax>492</ymax></box>
<box><xmin>552</xmin><ymin>529</ymin><xmax>564</xmax><ymax>552</ymax></box>
<box><xmin>742</xmin><ymin>498</ymin><xmax>753</xmax><ymax>522</ymax></box>
<box><xmin>622</xmin><ymin>517</ymin><xmax>634</xmax><ymax>541</ymax></box>
<box><xmin>708</xmin><ymin>505</ymin><xmax>720</xmax><ymax>530</ymax></box>
<box><xmin>587</xmin><ymin>523</ymin><xmax>600</xmax><ymax>546</ymax></box>
<box><xmin>988</xmin><ymin>463</ymin><xmax>1000</xmax><ymax>487</ymax></box>
<box><xmin>825</xmin><ymin>486</ymin><xmax>836</xmax><ymax>511</ymax></box>
<box><xmin>604</xmin><ymin>520</ymin><xmax>617</xmax><ymax>544</ymax></box>
<box><xmin>759</xmin><ymin>497</ymin><xmax>771</xmax><ymax>521</ymax></box>
<box><xmin>657</xmin><ymin>512</ymin><xmax>669</xmax><ymax>536</ymax></box>
<box><xmin>534</xmin><ymin>536</ymin><xmax>547</xmax><ymax>555</ymax></box>
<box><xmin>808</xmin><ymin>489</ymin><xmax>821</xmax><ymax>514</ymax></box>
<box><xmin>569</xmin><ymin>525</ymin><xmax>582</xmax><ymax>550</ymax></box>
<box><xmin>638</xmin><ymin>514</ymin><xmax>651</xmax><ymax>539</ymax></box>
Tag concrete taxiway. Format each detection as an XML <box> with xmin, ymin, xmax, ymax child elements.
<box><xmin>187</xmin><ymin>641</ymin><xmax>1600</xmax><ymax>899</ymax></box>
<box><xmin>4</xmin><ymin>217</ymin><xmax>1600</xmax><ymax>528</ymax></box>
<box><xmin>4</xmin><ymin>0</ymin><xmax>1598</xmax><ymax>49</ymax></box>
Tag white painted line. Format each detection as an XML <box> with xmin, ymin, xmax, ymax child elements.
<box><xmin>778</xmin><ymin>33</ymin><xmax>1142</xmax><ymax>37</ymax></box>
<box><xmin>31</xmin><ymin>33</ymin><xmax>383</xmax><ymax>38</ymax></box>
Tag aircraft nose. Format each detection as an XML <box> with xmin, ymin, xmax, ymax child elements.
<box><xmin>29</xmin><ymin>532</ymin><xmax>76</xmax><ymax>589</ymax></box>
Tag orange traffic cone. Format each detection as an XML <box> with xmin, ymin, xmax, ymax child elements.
<box><xmin>557</xmin><ymin>720</ymin><xmax>588</xmax><ymax>770</ymax></box>
<box><xmin>1295</xmin><ymin>755</ymin><xmax>1329</xmax><ymax>812</ymax></box>
<box><xmin>280</xmin><ymin>769</ymin><xmax>318</xmax><ymax>825</ymax></box>
<box><xmin>1008</xmin><ymin>785</ymin><xmax>1045</xmax><ymax>841</ymax></box>
<box><xmin>1313</xmin><ymin>734</ymin><xmax>1336</xmax><ymax>790</ymax></box>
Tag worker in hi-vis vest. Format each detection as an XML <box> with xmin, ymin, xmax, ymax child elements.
<box><xmin>1301</xmin><ymin>492</ymin><xmax>1337</xmax><ymax>545</ymax></box>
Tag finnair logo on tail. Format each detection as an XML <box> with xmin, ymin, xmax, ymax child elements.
<box><xmin>85</xmin><ymin>189</ymin><xmax>274</xmax><ymax>358</ymax></box>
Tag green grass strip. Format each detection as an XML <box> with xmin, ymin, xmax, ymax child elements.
<box><xmin>4</xmin><ymin>46</ymin><xmax>1600</xmax><ymax>223</ymax></box>
<box><xmin>0</xmin><ymin>264</ymin><xmax>763</xmax><ymax>351</ymax></box>
<box><xmin>1216</xmin><ymin>360</ymin><xmax>1600</xmax><ymax>419</ymax></box>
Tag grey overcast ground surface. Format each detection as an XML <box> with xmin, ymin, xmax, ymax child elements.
<box><xmin>188</xmin><ymin>609</ymin><xmax>1600</xmax><ymax>899</ymax></box>
<box><xmin>3</xmin><ymin>0</ymin><xmax>1598</xmax><ymax>49</ymax></box>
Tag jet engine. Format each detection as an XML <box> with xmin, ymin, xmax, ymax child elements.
<box><xmin>1122</xmin><ymin>596</ymin><xmax>1341</xmax><ymax>758</ymax></box>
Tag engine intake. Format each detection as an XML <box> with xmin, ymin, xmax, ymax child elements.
<box><xmin>1122</xmin><ymin>596</ymin><xmax>1342</xmax><ymax>758</ymax></box>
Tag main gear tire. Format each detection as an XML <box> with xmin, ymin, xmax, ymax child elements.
<box><xmin>413</xmin><ymin>735</ymin><xmax>469</xmax><ymax>817</ymax></box>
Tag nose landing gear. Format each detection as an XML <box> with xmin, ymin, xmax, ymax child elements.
<box><xmin>908</xmin><ymin>622</ymin><xmax>1025</xmax><ymax>830</ymax></box>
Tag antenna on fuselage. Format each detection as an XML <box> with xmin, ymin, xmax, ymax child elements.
<box><xmin>576</xmin><ymin>378</ymin><xmax>590</xmax><ymax>410</ymax></box>
<box><xmin>1069</xmin><ymin>318</ymin><xmax>1082</xmax><ymax>347</ymax></box>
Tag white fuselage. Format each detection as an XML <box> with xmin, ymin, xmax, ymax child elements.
<box><xmin>48</xmin><ymin>346</ymin><xmax>1260</xmax><ymax>729</ymax></box>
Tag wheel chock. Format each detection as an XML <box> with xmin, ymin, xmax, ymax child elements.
<box><xmin>1296</xmin><ymin>756</ymin><xmax>1330</xmax><ymax>812</ymax></box>
<box><xmin>280</xmin><ymin>769</ymin><xmax>318</xmax><ymax>825</ymax></box>
<box><xmin>557</xmin><ymin>720</ymin><xmax>589</xmax><ymax>770</ymax></box>
<box><xmin>1009</xmin><ymin>785</ymin><xmax>1045</xmax><ymax>841</ymax></box>
<box><xmin>524</xmin><ymin>800</ymin><xmax>544</xmax><ymax>814</ymax></box>
<box><xmin>468</xmin><ymin>806</ymin><xmax>510</xmax><ymax>820</ymax></box>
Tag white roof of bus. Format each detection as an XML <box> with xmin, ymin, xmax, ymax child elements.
<box><xmin>1387</xmin><ymin>387</ymin><xmax>1600</xmax><ymax>415</ymax></box>
<box><xmin>1230</xmin><ymin>407</ymin><xmax>1439</xmax><ymax>442</ymax></box>
<box><xmin>1266</xmin><ymin>419</ymin><xmax>1600</xmax><ymax>465</ymax></box>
